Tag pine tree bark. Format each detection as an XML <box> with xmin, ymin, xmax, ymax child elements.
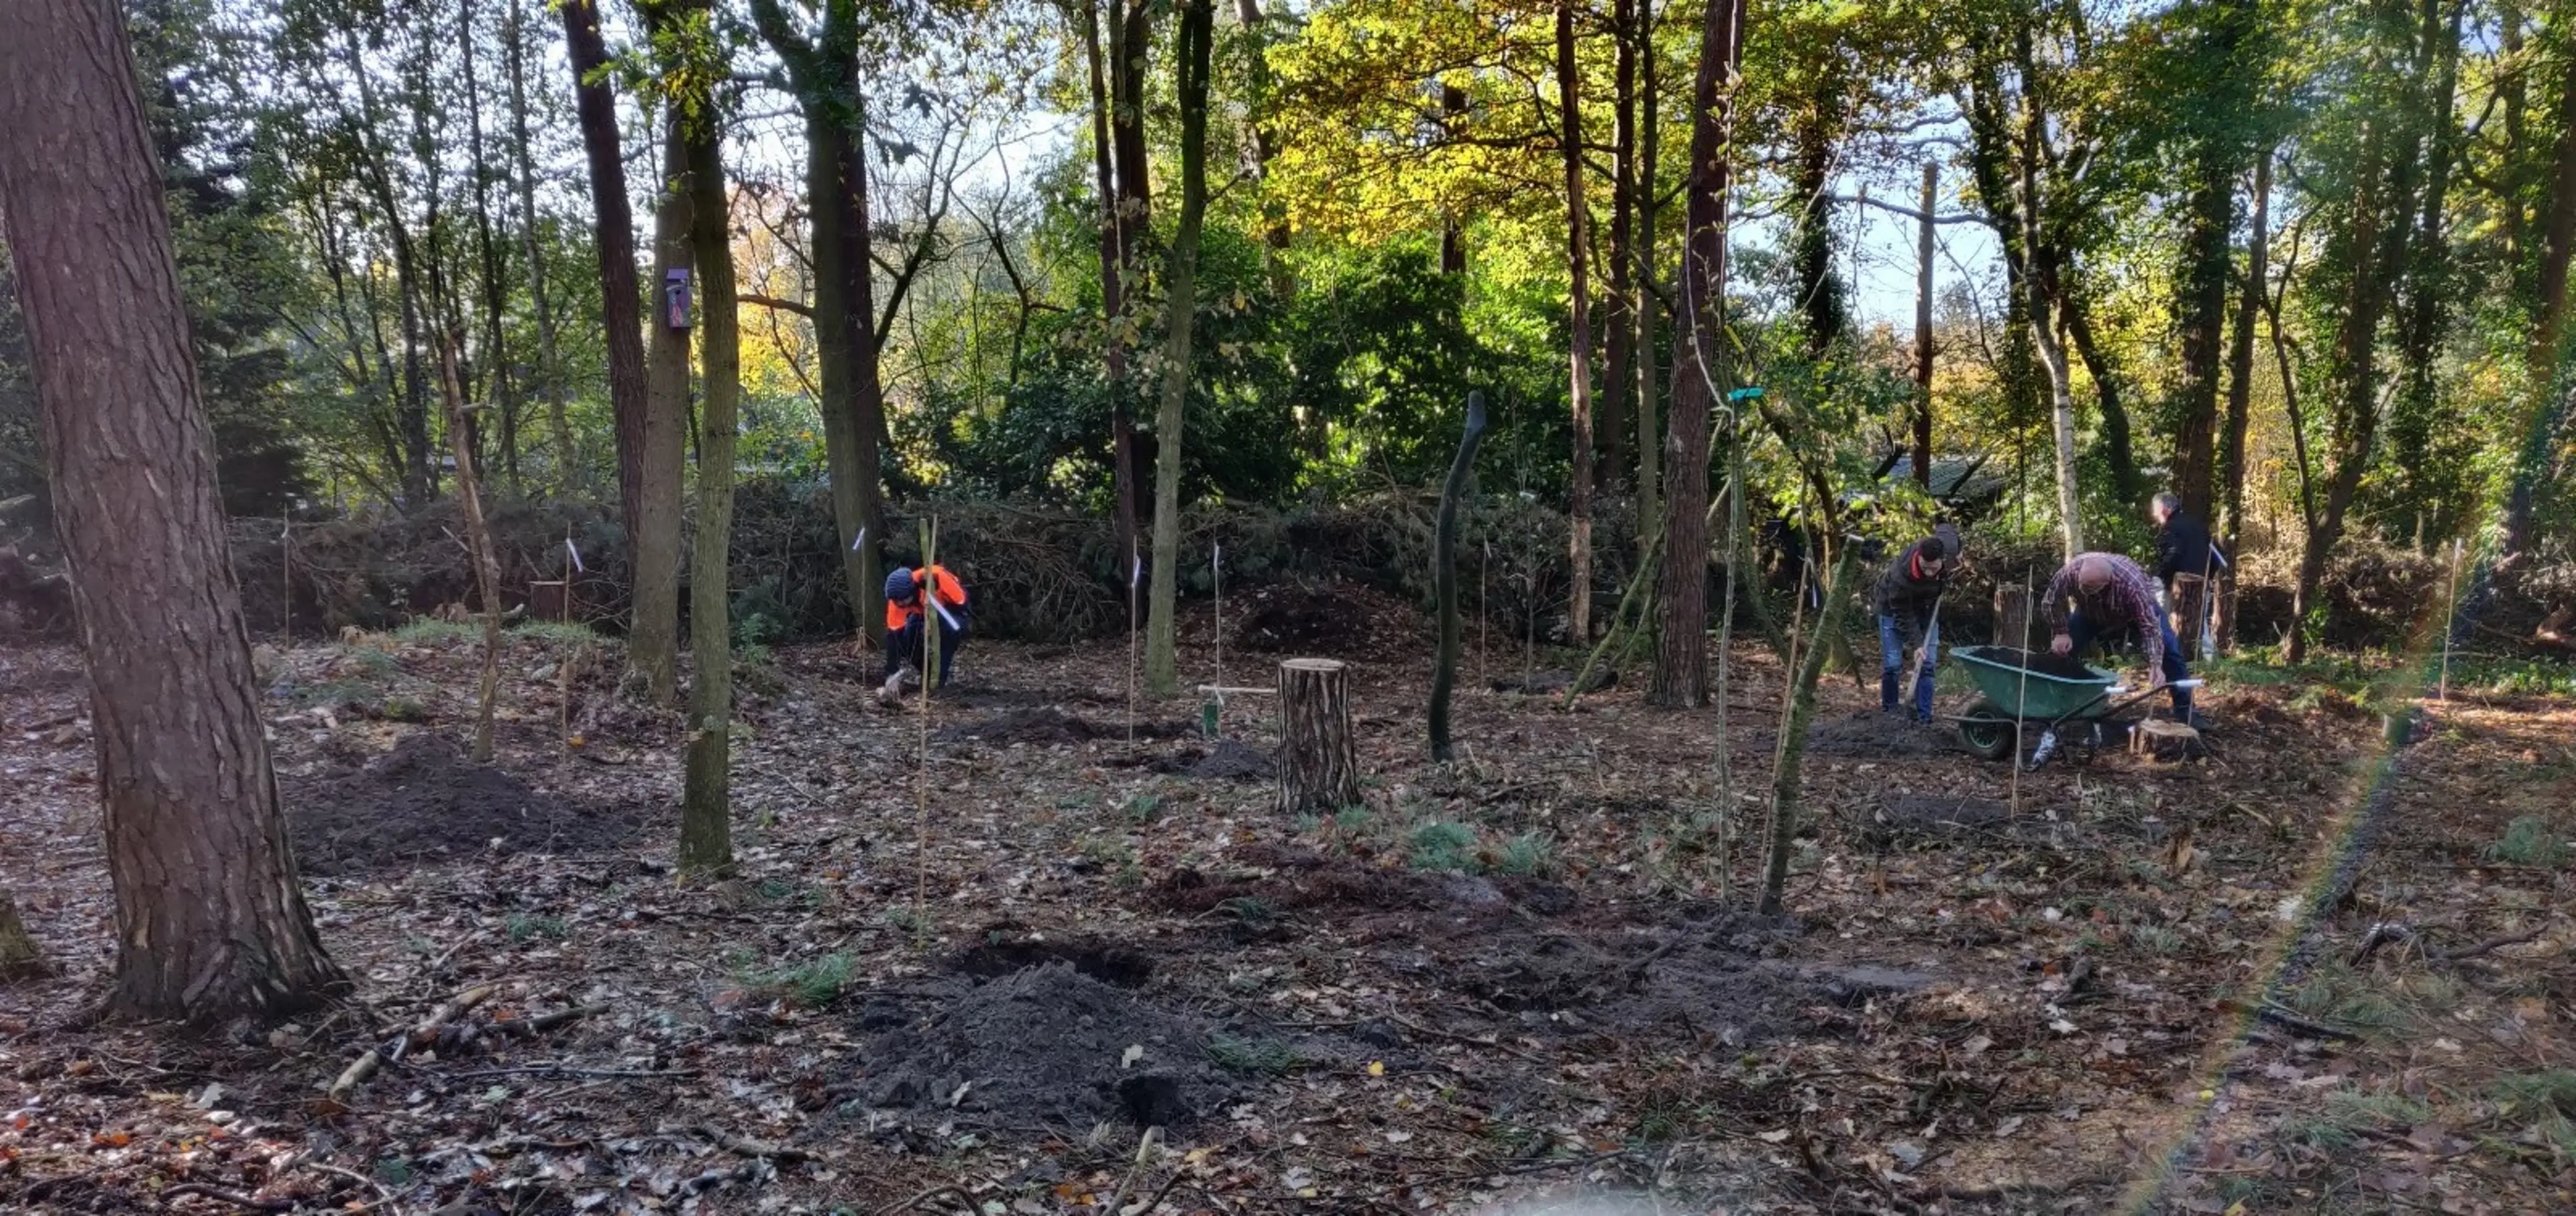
<box><xmin>1650</xmin><ymin>0</ymin><xmax>1747</xmax><ymax>708</ymax></box>
<box><xmin>0</xmin><ymin>0</ymin><xmax>345</xmax><ymax>1020</ymax></box>
<box><xmin>561</xmin><ymin>0</ymin><xmax>651</xmax><ymax>541</ymax></box>
<box><xmin>1558</xmin><ymin>0</ymin><xmax>1597</xmax><ymax>642</ymax></box>
<box><xmin>631</xmin><ymin>116</ymin><xmax>691</xmax><ymax>701</ymax></box>
<box><xmin>1277</xmin><ymin>659</ymin><xmax>1358</xmax><ymax>813</ymax></box>
<box><xmin>1144</xmin><ymin>0</ymin><xmax>1213</xmax><ymax>695</ymax></box>
<box><xmin>680</xmin><ymin>83</ymin><xmax>737</xmax><ymax>877</ymax></box>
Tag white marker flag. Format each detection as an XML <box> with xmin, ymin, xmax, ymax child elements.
<box><xmin>1131</xmin><ymin>554</ymin><xmax>1142</xmax><ymax>589</ymax></box>
<box><xmin>852</xmin><ymin>526</ymin><xmax>867</xmax><ymax>554</ymax></box>
<box><xmin>565</xmin><ymin>539</ymin><xmax>584</xmax><ymax>572</ymax></box>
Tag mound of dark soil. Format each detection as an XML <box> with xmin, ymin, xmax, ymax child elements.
<box><xmin>1234</xmin><ymin>584</ymin><xmax>1371</xmax><ymax>653</ymax></box>
<box><xmin>1797</xmin><ymin>711</ymin><xmax>1958</xmax><ymax>758</ymax></box>
<box><xmin>855</xmin><ymin>964</ymin><xmax>1234</xmax><ymax>1130</ymax></box>
<box><xmin>935</xmin><ymin>708</ymin><xmax>1196</xmax><ymax>747</ymax></box>
<box><xmin>1443</xmin><ymin>925</ymin><xmax>1928</xmax><ymax>1043</ymax></box>
<box><xmin>949</xmin><ymin>933</ymin><xmax>1155</xmax><ymax>989</ymax></box>
<box><xmin>1148</xmin><ymin>844</ymin><xmax>1574</xmax><ymax>919</ymax></box>
<box><xmin>281</xmin><ymin>733</ymin><xmax>648</xmax><ymax>875</ymax></box>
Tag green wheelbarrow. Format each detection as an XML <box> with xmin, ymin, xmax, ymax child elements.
<box><xmin>1947</xmin><ymin>646</ymin><xmax>2202</xmax><ymax>770</ymax></box>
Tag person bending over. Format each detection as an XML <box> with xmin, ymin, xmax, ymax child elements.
<box><xmin>1874</xmin><ymin>523</ymin><xmax>1960</xmax><ymax>723</ymax></box>
<box><xmin>881</xmin><ymin>564</ymin><xmax>969</xmax><ymax>703</ymax></box>
<box><xmin>2043</xmin><ymin>552</ymin><xmax>2192</xmax><ymax>721</ymax></box>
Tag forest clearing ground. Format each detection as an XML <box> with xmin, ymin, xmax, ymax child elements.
<box><xmin>1</xmin><ymin>614</ymin><xmax>2572</xmax><ymax>1215</ymax></box>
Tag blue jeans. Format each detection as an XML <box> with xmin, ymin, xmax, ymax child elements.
<box><xmin>2066</xmin><ymin>611</ymin><xmax>2191</xmax><ymax>716</ymax></box>
<box><xmin>1878</xmin><ymin>614</ymin><xmax>1939</xmax><ymax>720</ymax></box>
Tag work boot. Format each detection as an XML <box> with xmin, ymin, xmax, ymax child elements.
<box><xmin>1880</xmin><ymin>670</ymin><xmax>1901</xmax><ymax>713</ymax></box>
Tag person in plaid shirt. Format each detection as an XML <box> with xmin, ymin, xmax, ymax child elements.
<box><xmin>2042</xmin><ymin>552</ymin><xmax>2194</xmax><ymax>721</ymax></box>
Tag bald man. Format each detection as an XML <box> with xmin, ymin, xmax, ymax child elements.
<box><xmin>2042</xmin><ymin>551</ymin><xmax>2193</xmax><ymax>721</ymax></box>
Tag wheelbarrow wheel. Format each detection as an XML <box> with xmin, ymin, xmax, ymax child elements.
<box><xmin>1957</xmin><ymin>699</ymin><xmax>2019</xmax><ymax>761</ymax></box>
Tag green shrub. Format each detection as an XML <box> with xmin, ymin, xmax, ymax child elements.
<box><xmin>1407</xmin><ymin>820</ymin><xmax>1479</xmax><ymax>872</ymax></box>
<box><xmin>2488</xmin><ymin>817</ymin><xmax>2571</xmax><ymax>867</ymax></box>
<box><xmin>1497</xmin><ymin>831</ymin><xmax>1558</xmax><ymax>877</ymax></box>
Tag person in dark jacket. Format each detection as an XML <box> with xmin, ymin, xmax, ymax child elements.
<box><xmin>879</xmin><ymin>564</ymin><xmax>970</xmax><ymax>704</ymax></box>
<box><xmin>1874</xmin><ymin>523</ymin><xmax>1960</xmax><ymax>722</ymax></box>
<box><xmin>2151</xmin><ymin>492</ymin><xmax>2219</xmax><ymax>650</ymax></box>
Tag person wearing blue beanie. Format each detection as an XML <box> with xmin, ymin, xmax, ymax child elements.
<box><xmin>879</xmin><ymin>562</ymin><xmax>969</xmax><ymax>703</ymax></box>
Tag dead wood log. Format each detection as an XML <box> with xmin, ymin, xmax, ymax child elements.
<box><xmin>1277</xmin><ymin>658</ymin><xmax>1359</xmax><ymax>813</ymax></box>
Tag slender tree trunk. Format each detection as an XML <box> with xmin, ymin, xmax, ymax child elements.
<box><xmin>2216</xmin><ymin>152</ymin><xmax>2269</xmax><ymax>650</ymax></box>
<box><xmin>1633</xmin><ymin>3</ymin><xmax>1660</xmax><ymax>558</ymax></box>
<box><xmin>1913</xmin><ymin>161</ymin><xmax>1936</xmax><ymax>488</ymax></box>
<box><xmin>680</xmin><ymin>95</ymin><xmax>737</xmax><ymax>876</ymax></box>
<box><xmin>0</xmin><ymin>0</ymin><xmax>345</xmax><ymax>1019</ymax></box>
<box><xmin>460</xmin><ymin>0</ymin><xmax>521</xmax><ymax>494</ymax></box>
<box><xmin>435</xmin><ymin>334</ymin><xmax>504</xmax><ymax>762</ymax></box>
<box><xmin>1650</xmin><ymin>0</ymin><xmax>1747</xmax><ymax>709</ymax></box>
<box><xmin>1144</xmin><ymin>0</ymin><xmax>1212</xmax><ymax>695</ymax></box>
<box><xmin>1081</xmin><ymin>1</ymin><xmax>1140</xmax><ymax>566</ymax></box>
<box><xmin>1559</xmin><ymin>0</ymin><xmax>1597</xmax><ymax>642</ymax></box>
<box><xmin>1603</xmin><ymin>0</ymin><xmax>1637</xmax><ymax>496</ymax></box>
<box><xmin>506</xmin><ymin>0</ymin><xmax>572</xmax><ymax>487</ymax></box>
<box><xmin>1430</xmin><ymin>393</ymin><xmax>1489</xmax><ymax>762</ymax></box>
<box><xmin>1440</xmin><ymin>81</ymin><xmax>1468</xmax><ymax>275</ymax></box>
<box><xmin>2061</xmin><ymin>288</ymin><xmax>2138</xmax><ymax>507</ymax></box>
<box><xmin>631</xmin><ymin>117</ymin><xmax>691</xmax><ymax>701</ymax></box>
<box><xmin>561</xmin><ymin>0</ymin><xmax>651</xmax><ymax>540</ymax></box>
<box><xmin>1758</xmin><ymin>546</ymin><xmax>1856</xmax><ymax>916</ymax></box>
<box><xmin>2014</xmin><ymin>46</ymin><xmax>2084</xmax><ymax>559</ymax></box>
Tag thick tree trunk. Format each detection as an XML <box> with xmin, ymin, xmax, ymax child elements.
<box><xmin>1633</xmin><ymin>5</ymin><xmax>1660</xmax><ymax>558</ymax></box>
<box><xmin>0</xmin><ymin>0</ymin><xmax>345</xmax><ymax>1020</ymax></box>
<box><xmin>1277</xmin><ymin>659</ymin><xmax>1358</xmax><ymax>813</ymax></box>
<box><xmin>2215</xmin><ymin>152</ymin><xmax>2269</xmax><ymax>651</ymax></box>
<box><xmin>631</xmin><ymin>118</ymin><xmax>691</xmax><ymax>701</ymax></box>
<box><xmin>1758</xmin><ymin>547</ymin><xmax>1856</xmax><ymax>915</ymax></box>
<box><xmin>2505</xmin><ymin>21</ymin><xmax>2576</xmax><ymax>556</ymax></box>
<box><xmin>561</xmin><ymin>0</ymin><xmax>651</xmax><ymax>542</ymax></box>
<box><xmin>1913</xmin><ymin>162</ymin><xmax>1936</xmax><ymax>488</ymax></box>
<box><xmin>1558</xmin><ymin>1</ymin><xmax>1596</xmax><ymax>642</ymax></box>
<box><xmin>681</xmin><ymin>97</ymin><xmax>737</xmax><ymax>877</ymax></box>
<box><xmin>1144</xmin><ymin>0</ymin><xmax>1212</xmax><ymax>695</ymax></box>
<box><xmin>1109</xmin><ymin>0</ymin><xmax>1158</xmax><ymax>558</ymax></box>
<box><xmin>1650</xmin><ymin>0</ymin><xmax>1747</xmax><ymax>708</ymax></box>
<box><xmin>505</xmin><ymin>0</ymin><xmax>573</xmax><ymax>488</ymax></box>
<box><xmin>2171</xmin><ymin>150</ymin><xmax>2235</xmax><ymax>521</ymax></box>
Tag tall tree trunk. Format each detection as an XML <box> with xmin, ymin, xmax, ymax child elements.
<box><xmin>2015</xmin><ymin>56</ymin><xmax>2084</xmax><ymax>559</ymax></box>
<box><xmin>2216</xmin><ymin>152</ymin><xmax>2269</xmax><ymax>650</ymax></box>
<box><xmin>1232</xmin><ymin>0</ymin><xmax>1291</xmax><ymax>288</ymax></box>
<box><xmin>1913</xmin><ymin>161</ymin><xmax>1936</xmax><ymax>488</ymax></box>
<box><xmin>1109</xmin><ymin>0</ymin><xmax>1157</xmax><ymax>557</ymax></box>
<box><xmin>2292</xmin><ymin>0</ymin><xmax>2437</xmax><ymax>663</ymax></box>
<box><xmin>1633</xmin><ymin>1</ymin><xmax>1660</xmax><ymax>558</ymax></box>
<box><xmin>631</xmin><ymin>117</ymin><xmax>691</xmax><ymax>701</ymax></box>
<box><xmin>561</xmin><ymin>0</ymin><xmax>651</xmax><ymax>541</ymax></box>
<box><xmin>1144</xmin><ymin>0</ymin><xmax>1213</xmax><ymax>695</ymax></box>
<box><xmin>1649</xmin><ymin>0</ymin><xmax>1747</xmax><ymax>709</ymax></box>
<box><xmin>2389</xmin><ymin>0</ymin><xmax>2464</xmax><ymax>548</ymax></box>
<box><xmin>680</xmin><ymin>89</ymin><xmax>737</xmax><ymax>876</ymax></box>
<box><xmin>459</xmin><ymin>0</ymin><xmax>520</xmax><ymax>493</ymax></box>
<box><xmin>1789</xmin><ymin>102</ymin><xmax>1846</xmax><ymax>358</ymax></box>
<box><xmin>1440</xmin><ymin>81</ymin><xmax>1468</xmax><ymax>275</ymax></box>
<box><xmin>2171</xmin><ymin>145</ymin><xmax>2237</xmax><ymax>521</ymax></box>
<box><xmin>1559</xmin><ymin>0</ymin><xmax>1597</xmax><ymax>642</ymax></box>
<box><xmin>2506</xmin><ymin>15</ymin><xmax>2576</xmax><ymax>557</ymax></box>
<box><xmin>506</xmin><ymin>0</ymin><xmax>573</xmax><ymax>488</ymax></box>
<box><xmin>1603</xmin><ymin>0</ymin><xmax>1637</xmax><ymax>496</ymax></box>
<box><xmin>1079</xmin><ymin>1</ymin><xmax>1140</xmax><ymax>567</ymax></box>
<box><xmin>0</xmin><ymin>0</ymin><xmax>345</xmax><ymax>1019</ymax></box>
<box><xmin>1758</xmin><ymin>546</ymin><xmax>1856</xmax><ymax>916</ymax></box>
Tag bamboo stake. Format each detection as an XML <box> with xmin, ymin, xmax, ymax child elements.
<box><xmin>280</xmin><ymin>507</ymin><xmax>292</xmax><ymax>644</ymax></box>
<box><xmin>1479</xmin><ymin>540</ymin><xmax>1491</xmax><ymax>689</ymax></box>
<box><xmin>915</xmin><ymin>516</ymin><xmax>939</xmax><ymax>935</ymax></box>
<box><xmin>560</xmin><ymin>525</ymin><xmax>576</xmax><ymax>753</ymax></box>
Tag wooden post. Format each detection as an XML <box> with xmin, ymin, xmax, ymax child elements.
<box><xmin>1277</xmin><ymin>658</ymin><xmax>1359</xmax><ymax>813</ymax></box>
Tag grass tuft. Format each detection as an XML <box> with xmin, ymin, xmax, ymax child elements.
<box><xmin>1407</xmin><ymin>820</ymin><xmax>1479</xmax><ymax>873</ymax></box>
<box><xmin>2487</xmin><ymin>817</ymin><xmax>2571</xmax><ymax>868</ymax></box>
<box><xmin>394</xmin><ymin>618</ymin><xmax>480</xmax><ymax>645</ymax></box>
<box><xmin>1205</xmin><ymin>1033</ymin><xmax>1301</xmax><ymax>1075</ymax></box>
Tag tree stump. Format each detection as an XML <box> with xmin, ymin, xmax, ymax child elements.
<box><xmin>2129</xmin><ymin>718</ymin><xmax>2200</xmax><ymax>761</ymax></box>
<box><xmin>1277</xmin><ymin>658</ymin><xmax>1359</xmax><ymax>813</ymax></box>
<box><xmin>1994</xmin><ymin>585</ymin><xmax>2033</xmax><ymax>650</ymax></box>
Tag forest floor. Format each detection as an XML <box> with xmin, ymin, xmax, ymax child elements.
<box><xmin>2</xmin><ymin>593</ymin><xmax>2573</xmax><ymax>1216</ymax></box>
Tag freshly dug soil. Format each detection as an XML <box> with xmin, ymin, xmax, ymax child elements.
<box><xmin>1869</xmin><ymin>794</ymin><xmax>2012</xmax><ymax>838</ymax></box>
<box><xmin>1185</xmin><ymin>738</ymin><xmax>1275</xmax><ymax>781</ymax></box>
<box><xmin>1234</xmin><ymin>584</ymin><xmax>1366</xmax><ymax>653</ymax></box>
<box><xmin>1961</xmin><ymin>646</ymin><xmax>2102</xmax><ymax>682</ymax></box>
<box><xmin>282</xmin><ymin>733</ymin><xmax>649</xmax><ymax>875</ymax></box>
<box><xmin>934</xmin><ymin>707</ymin><xmax>1194</xmax><ymax>746</ymax></box>
<box><xmin>854</xmin><ymin>963</ymin><xmax>1236</xmax><ymax>1131</ymax></box>
<box><xmin>1799</xmin><ymin>711</ymin><xmax>1958</xmax><ymax>758</ymax></box>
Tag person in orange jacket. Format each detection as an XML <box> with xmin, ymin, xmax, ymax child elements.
<box><xmin>880</xmin><ymin>564</ymin><xmax>969</xmax><ymax>702</ymax></box>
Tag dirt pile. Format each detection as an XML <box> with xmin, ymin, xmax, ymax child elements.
<box><xmin>853</xmin><ymin>963</ymin><xmax>1236</xmax><ymax>1131</ymax></box>
<box><xmin>1442</xmin><ymin>925</ymin><xmax>1929</xmax><ymax>1043</ymax></box>
<box><xmin>281</xmin><ymin>733</ymin><xmax>649</xmax><ymax>875</ymax></box>
<box><xmin>1799</xmin><ymin>712</ymin><xmax>1958</xmax><ymax>758</ymax></box>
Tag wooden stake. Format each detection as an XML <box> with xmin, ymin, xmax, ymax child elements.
<box><xmin>560</xmin><ymin>524</ymin><xmax>576</xmax><ymax>753</ymax></box>
<box><xmin>916</xmin><ymin>516</ymin><xmax>939</xmax><ymax>933</ymax></box>
<box><xmin>2010</xmin><ymin>571</ymin><xmax>2035</xmax><ymax>815</ymax></box>
<box><xmin>1128</xmin><ymin>541</ymin><xmax>1140</xmax><ymax>745</ymax></box>
<box><xmin>280</xmin><ymin>507</ymin><xmax>292</xmax><ymax>644</ymax></box>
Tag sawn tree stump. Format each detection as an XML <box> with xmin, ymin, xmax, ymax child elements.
<box><xmin>1276</xmin><ymin>658</ymin><xmax>1359</xmax><ymax>813</ymax></box>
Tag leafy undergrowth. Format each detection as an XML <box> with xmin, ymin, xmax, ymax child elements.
<box><xmin>1</xmin><ymin>619</ymin><xmax>2571</xmax><ymax>1214</ymax></box>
